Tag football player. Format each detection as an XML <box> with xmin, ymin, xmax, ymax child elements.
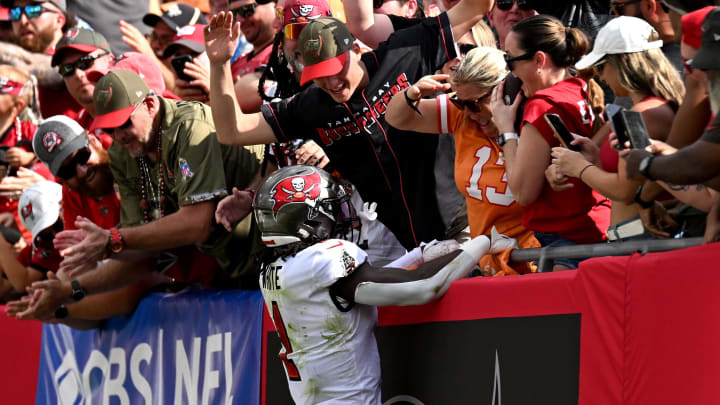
<box><xmin>254</xmin><ymin>164</ymin><xmax>511</xmax><ymax>404</ymax></box>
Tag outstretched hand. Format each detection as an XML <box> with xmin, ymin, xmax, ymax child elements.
<box><xmin>215</xmin><ymin>188</ymin><xmax>254</xmax><ymax>231</ymax></box>
<box><xmin>204</xmin><ymin>12</ymin><xmax>241</xmax><ymax>65</ymax></box>
<box><xmin>57</xmin><ymin>217</ymin><xmax>108</xmax><ymax>278</ymax></box>
<box><xmin>11</xmin><ymin>271</ymin><xmax>69</xmax><ymax>321</ymax></box>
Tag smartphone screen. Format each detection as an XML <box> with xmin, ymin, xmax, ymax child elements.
<box><xmin>171</xmin><ymin>54</ymin><xmax>194</xmax><ymax>81</ymax></box>
<box><xmin>544</xmin><ymin>114</ymin><xmax>581</xmax><ymax>152</ymax></box>
<box><xmin>622</xmin><ymin>110</ymin><xmax>651</xmax><ymax>149</ymax></box>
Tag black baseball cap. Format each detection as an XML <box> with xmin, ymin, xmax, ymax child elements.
<box><xmin>690</xmin><ymin>7</ymin><xmax>720</xmax><ymax>70</ymax></box>
<box><xmin>143</xmin><ymin>3</ymin><xmax>206</xmax><ymax>31</ymax></box>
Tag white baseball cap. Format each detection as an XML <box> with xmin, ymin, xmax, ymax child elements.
<box><xmin>575</xmin><ymin>16</ymin><xmax>664</xmax><ymax>70</ymax></box>
<box><xmin>18</xmin><ymin>181</ymin><xmax>62</xmax><ymax>246</ymax></box>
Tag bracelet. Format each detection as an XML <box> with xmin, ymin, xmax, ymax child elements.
<box><xmin>633</xmin><ymin>184</ymin><xmax>653</xmax><ymax>209</ymax></box>
<box><xmin>404</xmin><ymin>88</ymin><xmax>423</xmax><ymax>116</ymax></box>
<box><xmin>578</xmin><ymin>164</ymin><xmax>594</xmax><ymax>182</ymax></box>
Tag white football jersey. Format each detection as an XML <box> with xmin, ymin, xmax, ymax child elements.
<box><xmin>260</xmin><ymin>239</ymin><xmax>381</xmax><ymax>405</ymax></box>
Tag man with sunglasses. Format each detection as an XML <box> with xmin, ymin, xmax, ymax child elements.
<box><xmin>229</xmin><ymin>0</ymin><xmax>279</xmax><ymax>79</ymax></box>
<box><xmin>487</xmin><ymin>0</ymin><xmax>537</xmax><ymax>50</ymax></box>
<box><xmin>209</xmin><ymin>0</ymin><xmax>495</xmax><ymax>251</ymax></box>
<box><xmin>0</xmin><ymin>0</ymin><xmax>85</xmax><ymax>119</ymax></box>
<box><xmin>610</xmin><ymin>0</ymin><xmax>683</xmax><ymax>72</ymax></box>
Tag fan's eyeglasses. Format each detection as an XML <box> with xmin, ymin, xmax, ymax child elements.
<box><xmin>58</xmin><ymin>52</ymin><xmax>110</xmax><ymax>77</ymax></box>
<box><xmin>449</xmin><ymin>90</ymin><xmax>493</xmax><ymax>113</ymax></box>
<box><xmin>496</xmin><ymin>0</ymin><xmax>535</xmax><ymax>11</ymax></box>
<box><xmin>9</xmin><ymin>5</ymin><xmax>56</xmax><ymax>21</ymax></box>
<box><xmin>103</xmin><ymin>100</ymin><xmax>144</xmax><ymax>136</ymax></box>
<box><xmin>283</xmin><ymin>22</ymin><xmax>308</xmax><ymax>40</ymax></box>
<box><xmin>232</xmin><ymin>3</ymin><xmax>257</xmax><ymax>19</ymax></box>
<box><xmin>56</xmin><ymin>147</ymin><xmax>91</xmax><ymax>181</ymax></box>
<box><xmin>504</xmin><ymin>51</ymin><xmax>535</xmax><ymax>71</ymax></box>
<box><xmin>610</xmin><ymin>0</ymin><xmax>641</xmax><ymax>16</ymax></box>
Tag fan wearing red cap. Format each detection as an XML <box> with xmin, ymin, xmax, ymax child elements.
<box><xmin>162</xmin><ymin>23</ymin><xmax>212</xmax><ymax>103</ymax></box>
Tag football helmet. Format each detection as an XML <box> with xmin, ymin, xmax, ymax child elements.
<box><xmin>253</xmin><ymin>165</ymin><xmax>360</xmax><ymax>247</ymax></box>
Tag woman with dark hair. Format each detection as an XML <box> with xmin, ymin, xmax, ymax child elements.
<box><xmin>490</xmin><ymin>14</ymin><xmax>611</xmax><ymax>270</ymax></box>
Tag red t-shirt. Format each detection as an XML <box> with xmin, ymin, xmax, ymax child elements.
<box><xmin>17</xmin><ymin>243</ymin><xmax>62</xmax><ymax>274</ymax></box>
<box><xmin>520</xmin><ymin>78</ymin><xmax>611</xmax><ymax>244</ymax></box>
<box><xmin>230</xmin><ymin>44</ymin><xmax>273</xmax><ymax>80</ymax></box>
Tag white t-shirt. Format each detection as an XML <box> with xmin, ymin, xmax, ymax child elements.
<box><xmin>260</xmin><ymin>239</ymin><xmax>381</xmax><ymax>405</ymax></box>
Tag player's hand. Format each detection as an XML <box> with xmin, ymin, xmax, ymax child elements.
<box><xmin>544</xmin><ymin>163</ymin><xmax>573</xmax><ymax>191</ymax></box>
<box><xmin>215</xmin><ymin>188</ymin><xmax>253</xmax><ymax>232</ymax></box>
<box><xmin>407</xmin><ymin>74</ymin><xmax>451</xmax><ymax>100</ymax></box>
<box><xmin>489</xmin><ymin>226</ymin><xmax>518</xmax><ymax>254</ymax></box>
<box><xmin>295</xmin><ymin>140</ymin><xmax>330</xmax><ymax>168</ymax></box>
<box><xmin>490</xmin><ymin>81</ymin><xmax>524</xmax><ymax>134</ymax></box>
<box><xmin>204</xmin><ymin>12</ymin><xmax>240</xmax><ymax>65</ymax></box>
<box><xmin>621</xmin><ymin>149</ymin><xmax>653</xmax><ymax>181</ymax></box>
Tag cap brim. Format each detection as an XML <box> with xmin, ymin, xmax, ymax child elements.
<box><xmin>690</xmin><ymin>48</ymin><xmax>720</xmax><ymax>70</ymax></box>
<box><xmin>163</xmin><ymin>40</ymin><xmax>204</xmax><ymax>58</ymax></box>
<box><xmin>143</xmin><ymin>13</ymin><xmax>161</xmax><ymax>27</ymax></box>
<box><xmin>300</xmin><ymin>51</ymin><xmax>347</xmax><ymax>86</ymax></box>
<box><xmin>575</xmin><ymin>50</ymin><xmax>606</xmax><ymax>71</ymax></box>
<box><xmin>89</xmin><ymin>104</ymin><xmax>136</xmax><ymax>131</ymax></box>
<box><xmin>51</xmin><ymin>44</ymin><xmax>101</xmax><ymax>66</ymax></box>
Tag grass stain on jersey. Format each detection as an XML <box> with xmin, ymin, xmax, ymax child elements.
<box><xmin>321</xmin><ymin>314</ymin><xmax>350</xmax><ymax>347</ymax></box>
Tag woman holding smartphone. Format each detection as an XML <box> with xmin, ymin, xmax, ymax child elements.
<box><xmin>490</xmin><ymin>15</ymin><xmax>610</xmax><ymax>270</ymax></box>
<box><xmin>548</xmin><ymin>16</ymin><xmax>685</xmax><ymax>242</ymax></box>
<box><xmin>386</xmin><ymin>47</ymin><xmax>539</xmax><ymax>276</ymax></box>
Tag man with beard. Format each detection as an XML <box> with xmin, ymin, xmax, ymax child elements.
<box><xmin>229</xmin><ymin>0</ymin><xmax>279</xmax><ymax>79</ymax></box>
<box><xmin>0</xmin><ymin>0</ymin><xmax>83</xmax><ymax>118</ymax></box>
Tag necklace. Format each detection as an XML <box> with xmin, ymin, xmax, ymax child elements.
<box><xmin>137</xmin><ymin>136</ymin><xmax>165</xmax><ymax>222</ymax></box>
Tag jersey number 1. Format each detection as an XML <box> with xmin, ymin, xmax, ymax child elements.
<box><xmin>271</xmin><ymin>301</ymin><xmax>301</xmax><ymax>381</ymax></box>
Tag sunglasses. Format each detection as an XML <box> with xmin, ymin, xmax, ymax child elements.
<box><xmin>56</xmin><ymin>147</ymin><xmax>91</xmax><ymax>181</ymax></box>
<box><xmin>283</xmin><ymin>22</ymin><xmax>308</xmax><ymax>40</ymax></box>
<box><xmin>610</xmin><ymin>0</ymin><xmax>641</xmax><ymax>16</ymax></box>
<box><xmin>449</xmin><ymin>91</ymin><xmax>493</xmax><ymax>113</ymax></box>
<box><xmin>9</xmin><ymin>4</ymin><xmax>55</xmax><ymax>21</ymax></box>
<box><xmin>34</xmin><ymin>220</ymin><xmax>64</xmax><ymax>250</ymax></box>
<box><xmin>232</xmin><ymin>3</ymin><xmax>257</xmax><ymax>19</ymax></box>
<box><xmin>103</xmin><ymin>100</ymin><xmax>144</xmax><ymax>136</ymax></box>
<box><xmin>458</xmin><ymin>43</ymin><xmax>477</xmax><ymax>56</ymax></box>
<box><xmin>504</xmin><ymin>51</ymin><xmax>534</xmax><ymax>71</ymax></box>
<box><xmin>58</xmin><ymin>52</ymin><xmax>110</xmax><ymax>77</ymax></box>
<box><xmin>496</xmin><ymin>0</ymin><xmax>534</xmax><ymax>11</ymax></box>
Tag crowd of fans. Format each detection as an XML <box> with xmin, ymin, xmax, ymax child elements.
<box><xmin>0</xmin><ymin>0</ymin><xmax>717</xmax><ymax>333</ymax></box>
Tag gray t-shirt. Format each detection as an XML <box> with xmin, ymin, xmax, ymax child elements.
<box><xmin>67</xmin><ymin>0</ymin><xmax>150</xmax><ymax>54</ymax></box>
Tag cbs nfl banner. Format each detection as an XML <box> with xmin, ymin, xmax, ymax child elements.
<box><xmin>35</xmin><ymin>289</ymin><xmax>264</xmax><ymax>405</ymax></box>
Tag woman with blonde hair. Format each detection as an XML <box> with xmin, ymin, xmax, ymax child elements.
<box><xmin>548</xmin><ymin>16</ymin><xmax>686</xmax><ymax>242</ymax></box>
<box><xmin>386</xmin><ymin>47</ymin><xmax>539</xmax><ymax>276</ymax></box>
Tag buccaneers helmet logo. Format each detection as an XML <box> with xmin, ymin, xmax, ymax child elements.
<box><xmin>270</xmin><ymin>172</ymin><xmax>322</xmax><ymax>216</ymax></box>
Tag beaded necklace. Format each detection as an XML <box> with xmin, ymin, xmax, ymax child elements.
<box><xmin>137</xmin><ymin>135</ymin><xmax>166</xmax><ymax>222</ymax></box>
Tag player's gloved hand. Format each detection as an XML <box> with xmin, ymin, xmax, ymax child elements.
<box><xmin>358</xmin><ymin>202</ymin><xmax>378</xmax><ymax>222</ymax></box>
<box><xmin>421</xmin><ymin>239</ymin><xmax>461</xmax><ymax>262</ymax></box>
<box><xmin>488</xmin><ymin>226</ymin><xmax>518</xmax><ymax>254</ymax></box>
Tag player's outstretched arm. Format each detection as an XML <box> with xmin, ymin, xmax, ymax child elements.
<box><xmin>333</xmin><ymin>235</ymin><xmax>491</xmax><ymax>306</ymax></box>
<box><xmin>206</xmin><ymin>12</ymin><xmax>278</xmax><ymax>146</ymax></box>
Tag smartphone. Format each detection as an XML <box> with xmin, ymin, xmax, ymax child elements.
<box><xmin>171</xmin><ymin>54</ymin><xmax>194</xmax><ymax>82</ymax></box>
<box><xmin>503</xmin><ymin>73</ymin><xmax>523</xmax><ymax>105</ymax></box>
<box><xmin>603</xmin><ymin>103</ymin><xmax>623</xmax><ymax>123</ymax></box>
<box><xmin>610</xmin><ymin>109</ymin><xmax>631</xmax><ymax>150</ymax></box>
<box><xmin>621</xmin><ymin>110</ymin><xmax>651</xmax><ymax>149</ymax></box>
<box><xmin>544</xmin><ymin>113</ymin><xmax>581</xmax><ymax>152</ymax></box>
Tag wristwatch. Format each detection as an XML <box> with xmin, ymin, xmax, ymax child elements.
<box><xmin>107</xmin><ymin>228</ymin><xmax>124</xmax><ymax>255</ymax></box>
<box><xmin>638</xmin><ymin>155</ymin><xmax>656</xmax><ymax>181</ymax></box>
<box><xmin>70</xmin><ymin>279</ymin><xmax>85</xmax><ymax>301</ymax></box>
<box><xmin>495</xmin><ymin>132</ymin><xmax>519</xmax><ymax>147</ymax></box>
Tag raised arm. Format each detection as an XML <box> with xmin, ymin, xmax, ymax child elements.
<box><xmin>206</xmin><ymin>12</ymin><xmax>278</xmax><ymax>146</ymax></box>
<box><xmin>385</xmin><ymin>74</ymin><xmax>450</xmax><ymax>133</ymax></box>
<box><xmin>447</xmin><ymin>0</ymin><xmax>494</xmax><ymax>41</ymax></box>
<box><xmin>343</xmin><ymin>0</ymin><xmax>396</xmax><ymax>48</ymax></box>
